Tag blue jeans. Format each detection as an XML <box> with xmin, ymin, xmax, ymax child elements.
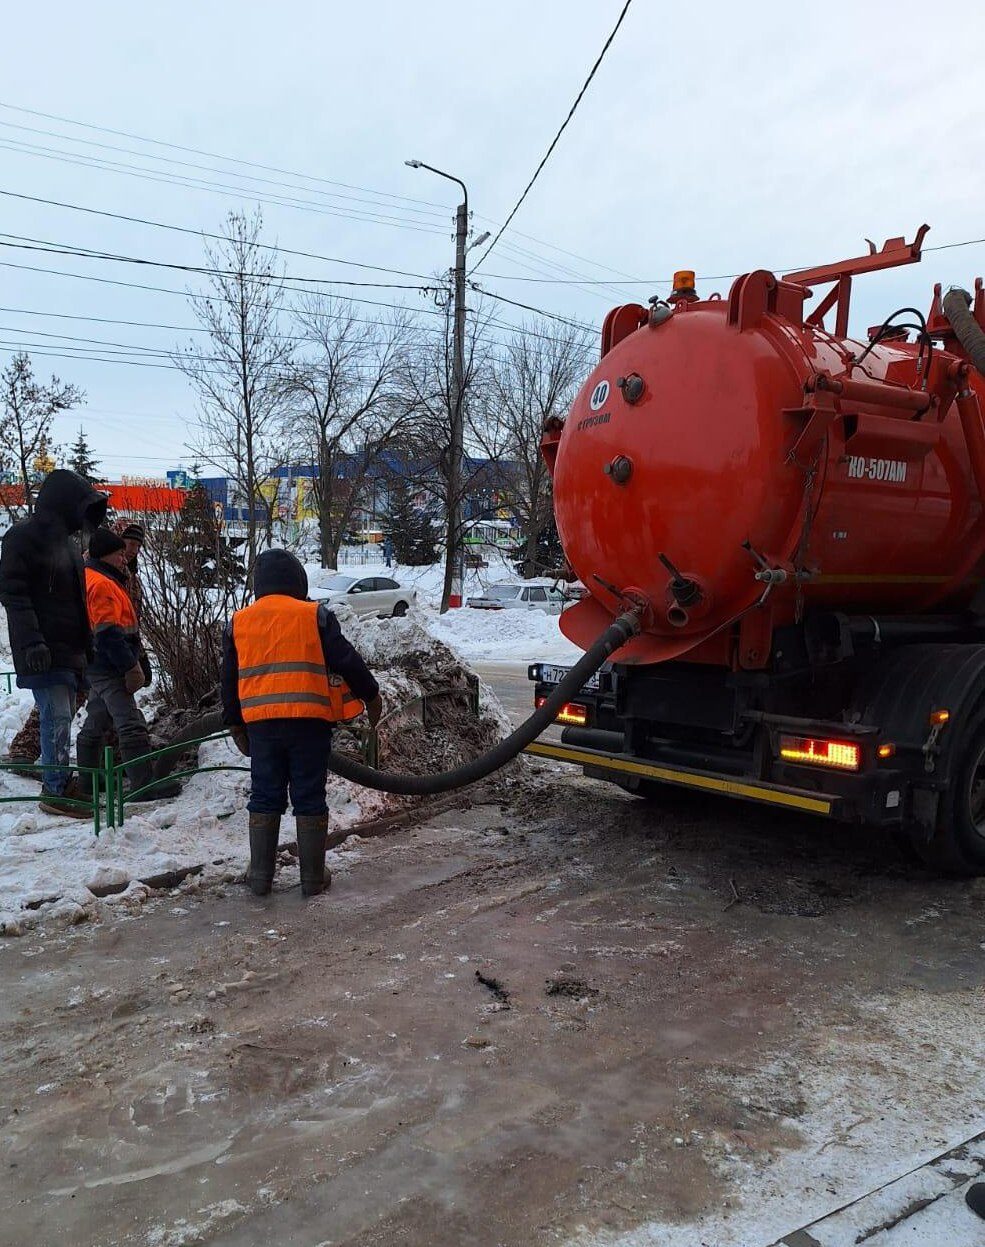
<box><xmin>33</xmin><ymin>682</ymin><xmax>75</xmax><ymax>795</ymax></box>
<box><xmin>247</xmin><ymin>720</ymin><xmax>332</xmax><ymax>816</ymax></box>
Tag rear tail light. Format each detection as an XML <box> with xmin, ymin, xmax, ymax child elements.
<box><xmin>535</xmin><ymin>696</ymin><xmax>588</xmax><ymax>726</ymax></box>
<box><xmin>779</xmin><ymin>734</ymin><xmax>861</xmax><ymax>772</ymax></box>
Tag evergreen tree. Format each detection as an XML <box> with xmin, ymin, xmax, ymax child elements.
<box><xmin>385</xmin><ymin>479</ymin><xmax>438</xmax><ymax>566</ymax></box>
<box><xmin>67</xmin><ymin>428</ymin><xmax>101</xmax><ymax>483</ymax></box>
<box><xmin>170</xmin><ymin>483</ymin><xmax>244</xmax><ymax>590</ymax></box>
<box><xmin>514</xmin><ymin>516</ymin><xmax>564</xmax><ymax>576</ymax></box>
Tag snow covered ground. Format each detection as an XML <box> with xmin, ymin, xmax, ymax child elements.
<box><xmin>426</xmin><ymin>602</ymin><xmax>581</xmax><ymax>663</ymax></box>
<box><xmin>0</xmin><ymin>551</ymin><xmax>580</xmax><ymax>933</ymax></box>
<box><xmin>0</xmin><ymin>606</ymin><xmax>507</xmax><ymax>935</ymax></box>
<box><xmin>311</xmin><ymin>555</ymin><xmax>584</xmax><ymax>663</ymax></box>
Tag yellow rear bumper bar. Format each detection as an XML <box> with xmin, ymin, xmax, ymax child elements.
<box><xmin>523</xmin><ymin>741</ymin><xmax>835</xmax><ymax>816</ymax></box>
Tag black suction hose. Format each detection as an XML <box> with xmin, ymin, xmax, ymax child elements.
<box><xmin>328</xmin><ymin>609</ymin><xmax>641</xmax><ymax>794</ymax></box>
<box><xmin>153</xmin><ymin>609</ymin><xmax>642</xmax><ymax>795</ymax></box>
<box><xmin>943</xmin><ymin>288</ymin><xmax>985</xmax><ymax>378</ymax></box>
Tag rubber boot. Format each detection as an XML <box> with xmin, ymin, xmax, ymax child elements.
<box><xmin>122</xmin><ymin>749</ymin><xmax>181</xmax><ymax>802</ymax></box>
<box><xmin>248</xmin><ymin>812</ymin><xmax>280</xmax><ymax>896</ymax></box>
<box><xmin>296</xmin><ymin>813</ymin><xmax>330</xmax><ymax>898</ymax></box>
<box><xmin>967</xmin><ymin>1183</ymin><xmax>985</xmax><ymax>1220</ymax></box>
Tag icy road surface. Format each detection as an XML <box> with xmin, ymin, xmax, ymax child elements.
<box><xmin>1</xmin><ymin>747</ymin><xmax>983</xmax><ymax>1246</ymax></box>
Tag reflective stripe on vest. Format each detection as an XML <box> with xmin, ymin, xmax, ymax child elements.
<box><xmin>232</xmin><ymin>596</ymin><xmax>365</xmax><ymax>725</ymax></box>
<box><xmin>85</xmin><ymin>566</ymin><xmax>138</xmax><ymax>635</ymax></box>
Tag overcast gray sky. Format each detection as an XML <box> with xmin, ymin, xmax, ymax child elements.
<box><xmin>1</xmin><ymin>0</ymin><xmax>983</xmax><ymax>478</ymax></box>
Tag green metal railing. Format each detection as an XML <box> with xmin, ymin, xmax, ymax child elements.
<box><xmin>0</xmin><ymin>678</ymin><xmax>481</xmax><ymax>834</ymax></box>
<box><xmin>107</xmin><ymin>732</ymin><xmax>250</xmax><ymax>828</ymax></box>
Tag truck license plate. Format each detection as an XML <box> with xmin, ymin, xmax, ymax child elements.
<box><xmin>539</xmin><ymin>664</ymin><xmax>600</xmax><ymax>691</ymax></box>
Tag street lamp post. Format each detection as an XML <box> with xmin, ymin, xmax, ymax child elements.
<box><xmin>405</xmin><ymin>160</ymin><xmax>487</xmax><ymax>611</ymax></box>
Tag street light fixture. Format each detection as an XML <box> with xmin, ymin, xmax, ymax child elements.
<box><xmin>405</xmin><ymin>157</ymin><xmax>472</xmax><ymax>611</ymax></box>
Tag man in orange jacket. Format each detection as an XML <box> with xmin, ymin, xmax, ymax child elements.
<box><xmin>77</xmin><ymin>529</ymin><xmax>180</xmax><ymax>802</ymax></box>
<box><xmin>221</xmin><ymin>549</ymin><xmax>382</xmax><ymax>898</ymax></box>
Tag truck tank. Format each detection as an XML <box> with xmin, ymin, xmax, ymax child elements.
<box><xmin>545</xmin><ymin>228</ymin><xmax>985</xmax><ymax>669</ymax></box>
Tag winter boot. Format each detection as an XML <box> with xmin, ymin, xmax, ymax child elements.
<box><xmin>967</xmin><ymin>1183</ymin><xmax>985</xmax><ymax>1220</ymax></box>
<box><xmin>39</xmin><ymin>784</ymin><xmax>92</xmax><ymax>819</ymax></box>
<box><xmin>121</xmin><ymin>750</ymin><xmax>181</xmax><ymax>803</ymax></box>
<box><xmin>296</xmin><ymin>813</ymin><xmax>330</xmax><ymax>898</ymax></box>
<box><xmin>247</xmin><ymin>812</ymin><xmax>280</xmax><ymax>896</ymax></box>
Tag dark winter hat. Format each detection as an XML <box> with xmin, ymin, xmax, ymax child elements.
<box><xmin>120</xmin><ymin>523</ymin><xmax>145</xmax><ymax>544</ymax></box>
<box><xmin>35</xmin><ymin>469</ymin><xmax>108</xmax><ymax>534</ymax></box>
<box><xmin>252</xmin><ymin>548</ymin><xmax>309</xmax><ymax>601</ymax></box>
<box><xmin>88</xmin><ymin>527</ymin><xmax>126</xmax><ymax>560</ymax></box>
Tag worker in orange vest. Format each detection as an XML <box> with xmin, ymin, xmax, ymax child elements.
<box><xmin>221</xmin><ymin>549</ymin><xmax>382</xmax><ymax>898</ymax></box>
<box><xmin>77</xmin><ymin>529</ymin><xmax>181</xmax><ymax>801</ymax></box>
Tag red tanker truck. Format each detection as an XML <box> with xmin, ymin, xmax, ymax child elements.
<box><xmin>528</xmin><ymin>227</ymin><xmax>985</xmax><ymax>874</ymax></box>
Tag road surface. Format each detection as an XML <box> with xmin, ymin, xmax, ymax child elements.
<box><xmin>1</xmin><ymin>663</ymin><xmax>983</xmax><ymax>1246</ymax></box>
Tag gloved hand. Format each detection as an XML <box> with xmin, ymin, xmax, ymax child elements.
<box><xmin>231</xmin><ymin>726</ymin><xmax>250</xmax><ymax>757</ymax></box>
<box><xmin>139</xmin><ymin>651</ymin><xmax>153</xmax><ymax>688</ymax></box>
<box><xmin>366</xmin><ymin>693</ymin><xmax>383</xmax><ymax>728</ymax></box>
<box><xmin>24</xmin><ymin>643</ymin><xmax>51</xmax><ymax>675</ymax></box>
<box><xmin>124</xmin><ymin>664</ymin><xmax>145</xmax><ymax>694</ymax></box>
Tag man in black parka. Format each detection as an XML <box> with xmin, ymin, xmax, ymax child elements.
<box><xmin>0</xmin><ymin>470</ymin><xmax>107</xmax><ymax>816</ymax></box>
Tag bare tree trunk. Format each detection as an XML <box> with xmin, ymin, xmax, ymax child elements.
<box><xmin>522</xmin><ymin>526</ymin><xmax>539</xmax><ymax>579</ymax></box>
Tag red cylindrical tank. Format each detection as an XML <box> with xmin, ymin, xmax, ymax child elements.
<box><xmin>549</xmin><ymin>267</ymin><xmax>985</xmax><ymax>666</ymax></box>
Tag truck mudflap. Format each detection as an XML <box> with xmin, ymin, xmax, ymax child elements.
<box><xmin>524</xmin><ymin>740</ymin><xmax>841</xmax><ymax>817</ymax></box>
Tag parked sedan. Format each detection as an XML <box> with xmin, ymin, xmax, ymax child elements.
<box><xmin>310</xmin><ymin>573</ymin><xmax>417</xmax><ymax>618</ymax></box>
<box><xmin>466</xmin><ymin>582</ymin><xmax>566</xmax><ymax>614</ymax></box>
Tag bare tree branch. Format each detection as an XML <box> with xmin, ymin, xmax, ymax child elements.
<box><xmin>282</xmin><ymin>294</ymin><xmax>417</xmax><ymax>568</ymax></box>
<box><xmin>0</xmin><ymin>353</ymin><xmax>84</xmax><ymax>519</ymax></box>
<box><xmin>472</xmin><ymin>318</ymin><xmax>592</xmax><ymax>576</ymax></box>
<box><xmin>174</xmin><ymin>210</ymin><xmax>292</xmax><ymax>581</ymax></box>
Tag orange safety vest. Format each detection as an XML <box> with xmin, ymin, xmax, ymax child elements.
<box><xmin>232</xmin><ymin>595</ymin><xmax>365</xmax><ymax>725</ymax></box>
<box><xmin>85</xmin><ymin>565</ymin><xmax>139</xmax><ymax>638</ymax></box>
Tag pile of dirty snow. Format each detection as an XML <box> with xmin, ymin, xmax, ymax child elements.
<box><xmin>0</xmin><ymin>607</ymin><xmax>509</xmax><ymax>936</ymax></box>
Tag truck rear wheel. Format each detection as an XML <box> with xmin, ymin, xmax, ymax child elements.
<box><xmin>913</xmin><ymin>718</ymin><xmax>985</xmax><ymax>875</ymax></box>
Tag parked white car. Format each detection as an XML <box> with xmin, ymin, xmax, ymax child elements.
<box><xmin>310</xmin><ymin>573</ymin><xmax>417</xmax><ymax>618</ymax></box>
<box><xmin>466</xmin><ymin>581</ymin><xmax>567</xmax><ymax>614</ymax></box>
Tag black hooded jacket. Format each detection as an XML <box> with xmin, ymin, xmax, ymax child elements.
<box><xmin>0</xmin><ymin>470</ymin><xmax>108</xmax><ymax>680</ymax></box>
<box><xmin>220</xmin><ymin>549</ymin><xmax>380</xmax><ymax>727</ymax></box>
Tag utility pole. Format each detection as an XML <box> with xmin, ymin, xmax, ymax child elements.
<box><xmin>405</xmin><ymin>160</ymin><xmax>487</xmax><ymax>612</ymax></box>
<box><xmin>447</xmin><ymin>195</ymin><xmax>468</xmax><ymax>609</ymax></box>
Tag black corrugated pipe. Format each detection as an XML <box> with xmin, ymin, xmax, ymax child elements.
<box><xmin>154</xmin><ymin>609</ymin><xmax>642</xmax><ymax>796</ymax></box>
<box><xmin>943</xmin><ymin>288</ymin><xmax>985</xmax><ymax>378</ymax></box>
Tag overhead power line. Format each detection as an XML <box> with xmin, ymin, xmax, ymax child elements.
<box><xmin>0</xmin><ymin>188</ymin><xmax>439</xmax><ymax>279</ymax></box>
<box><xmin>470</xmin><ymin>282</ymin><xmax>595</xmax><ymax>332</ymax></box>
<box><xmin>0</xmin><ymin>233</ymin><xmax>431</xmax><ymax>290</ymax></box>
<box><xmin>0</xmin><ymin>253</ymin><xmax>598</xmax><ymax>349</ymax></box>
<box><xmin>0</xmin><ymin>252</ymin><xmax>450</xmax><ymax>318</ymax></box>
<box><xmin>0</xmin><ymin>136</ymin><xmax>451</xmax><ymax>236</ymax></box>
<box><xmin>472</xmin><ymin>0</ymin><xmax>635</xmax><ymax>272</ymax></box>
<box><xmin>0</xmin><ymin>105</ymin><xmax>650</xmax><ymax>294</ymax></box>
<box><xmin>0</xmin><ymin>118</ymin><xmax>449</xmax><ymax>222</ymax></box>
<box><xmin>0</xmin><ymin>100</ymin><xmax>450</xmax><ymax>213</ymax></box>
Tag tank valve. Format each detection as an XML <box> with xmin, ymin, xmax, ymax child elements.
<box><xmin>603</xmin><ymin>455</ymin><xmax>633</xmax><ymax>484</ymax></box>
<box><xmin>658</xmin><ymin>552</ymin><xmax>703</xmax><ymax>607</ymax></box>
<box><xmin>616</xmin><ymin>373</ymin><xmax>645</xmax><ymax>404</ymax></box>
<box><xmin>647</xmin><ymin>296</ymin><xmax>673</xmax><ymax>326</ymax></box>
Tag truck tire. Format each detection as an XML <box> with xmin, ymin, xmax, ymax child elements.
<box><xmin>913</xmin><ymin>715</ymin><xmax>985</xmax><ymax>875</ymax></box>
